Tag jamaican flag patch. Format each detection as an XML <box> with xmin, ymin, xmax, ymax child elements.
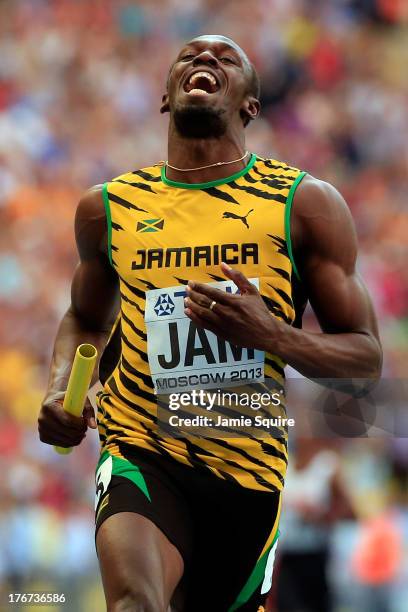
<box><xmin>137</xmin><ymin>218</ymin><xmax>164</xmax><ymax>233</ymax></box>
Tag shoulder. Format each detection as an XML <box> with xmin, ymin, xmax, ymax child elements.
<box><xmin>75</xmin><ymin>184</ymin><xmax>106</xmax><ymax>234</ymax></box>
<box><xmin>291</xmin><ymin>174</ymin><xmax>357</xmax><ymax>256</ymax></box>
<box><xmin>295</xmin><ymin>174</ymin><xmax>352</xmax><ymax>222</ymax></box>
<box><xmin>76</xmin><ymin>184</ymin><xmax>105</xmax><ymax>219</ymax></box>
<box><xmin>75</xmin><ymin>184</ymin><xmax>108</xmax><ymax>259</ymax></box>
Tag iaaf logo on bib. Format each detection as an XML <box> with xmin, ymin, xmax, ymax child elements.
<box><xmin>153</xmin><ymin>285</ymin><xmax>237</xmax><ymax>318</ymax></box>
<box><xmin>152</xmin><ymin>282</ymin><xmax>250</xmax><ymax>319</ymax></box>
<box><xmin>145</xmin><ymin>278</ymin><xmax>264</xmax><ymax>392</ymax></box>
<box><xmin>154</xmin><ymin>294</ymin><xmax>175</xmax><ymax>316</ymax></box>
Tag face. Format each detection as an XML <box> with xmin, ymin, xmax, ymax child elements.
<box><xmin>161</xmin><ymin>35</ymin><xmax>259</xmax><ymax>138</ymax></box>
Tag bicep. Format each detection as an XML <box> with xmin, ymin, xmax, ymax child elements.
<box><xmin>295</xmin><ymin>178</ymin><xmax>379</xmax><ymax>339</ymax></box>
<box><xmin>305</xmin><ymin>261</ymin><xmax>379</xmax><ymax>338</ymax></box>
<box><xmin>71</xmin><ymin>256</ymin><xmax>119</xmax><ymax>331</ymax></box>
<box><xmin>70</xmin><ymin>186</ymin><xmax>119</xmax><ymax>330</ymax></box>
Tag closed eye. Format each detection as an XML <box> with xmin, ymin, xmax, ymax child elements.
<box><xmin>220</xmin><ymin>56</ymin><xmax>237</xmax><ymax>65</ymax></box>
<box><xmin>180</xmin><ymin>54</ymin><xmax>195</xmax><ymax>62</ymax></box>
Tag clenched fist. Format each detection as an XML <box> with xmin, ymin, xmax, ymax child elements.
<box><xmin>38</xmin><ymin>391</ymin><xmax>97</xmax><ymax>448</ymax></box>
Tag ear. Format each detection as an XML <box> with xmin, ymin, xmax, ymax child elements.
<box><xmin>241</xmin><ymin>96</ymin><xmax>260</xmax><ymax>126</ymax></box>
<box><xmin>160</xmin><ymin>93</ymin><xmax>170</xmax><ymax>114</ymax></box>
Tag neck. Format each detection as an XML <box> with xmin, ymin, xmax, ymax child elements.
<box><xmin>166</xmin><ymin>124</ymin><xmax>248</xmax><ymax>184</ymax></box>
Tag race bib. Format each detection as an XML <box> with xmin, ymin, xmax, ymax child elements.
<box><xmin>145</xmin><ymin>279</ymin><xmax>265</xmax><ymax>393</ymax></box>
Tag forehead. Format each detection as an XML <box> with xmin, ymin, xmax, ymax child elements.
<box><xmin>181</xmin><ymin>35</ymin><xmax>249</xmax><ymax>63</ymax></box>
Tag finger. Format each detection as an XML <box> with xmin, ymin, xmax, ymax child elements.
<box><xmin>46</xmin><ymin>396</ymin><xmax>90</xmax><ymax>429</ymax></box>
<box><xmin>47</xmin><ymin>432</ymin><xmax>86</xmax><ymax>447</ymax></box>
<box><xmin>42</xmin><ymin>415</ymin><xmax>87</xmax><ymax>441</ymax></box>
<box><xmin>60</xmin><ymin>411</ymin><xmax>88</xmax><ymax>429</ymax></box>
<box><xmin>48</xmin><ymin>434</ymin><xmax>86</xmax><ymax>447</ymax></box>
<box><xmin>186</xmin><ymin>281</ymin><xmax>233</xmax><ymax>305</ymax></box>
<box><xmin>184</xmin><ymin>298</ymin><xmax>223</xmax><ymax>325</ymax></box>
<box><xmin>186</xmin><ymin>287</ymin><xmax>214</xmax><ymax>309</ymax></box>
<box><xmin>220</xmin><ymin>262</ymin><xmax>257</xmax><ymax>294</ymax></box>
<box><xmin>184</xmin><ymin>289</ymin><xmax>225</xmax><ymax>320</ymax></box>
<box><xmin>83</xmin><ymin>402</ymin><xmax>97</xmax><ymax>429</ymax></box>
<box><xmin>185</xmin><ymin>309</ymin><xmax>222</xmax><ymax>336</ymax></box>
<box><xmin>43</xmin><ymin>404</ymin><xmax>87</xmax><ymax>431</ymax></box>
<box><xmin>49</xmin><ymin>403</ymin><xmax>87</xmax><ymax>429</ymax></box>
<box><xmin>39</xmin><ymin>423</ymin><xmax>86</xmax><ymax>446</ymax></box>
<box><xmin>56</xmin><ymin>409</ymin><xmax>87</xmax><ymax>430</ymax></box>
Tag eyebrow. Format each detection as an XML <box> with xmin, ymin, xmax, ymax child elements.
<box><xmin>178</xmin><ymin>42</ymin><xmax>243</xmax><ymax>62</ymax></box>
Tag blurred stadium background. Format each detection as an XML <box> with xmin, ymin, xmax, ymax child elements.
<box><xmin>0</xmin><ymin>1</ymin><xmax>407</xmax><ymax>610</ymax></box>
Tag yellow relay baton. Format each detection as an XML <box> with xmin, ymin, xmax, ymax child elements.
<box><xmin>54</xmin><ymin>343</ymin><xmax>98</xmax><ymax>455</ymax></box>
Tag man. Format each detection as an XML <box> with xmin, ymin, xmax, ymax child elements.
<box><xmin>38</xmin><ymin>35</ymin><xmax>382</xmax><ymax>612</ymax></box>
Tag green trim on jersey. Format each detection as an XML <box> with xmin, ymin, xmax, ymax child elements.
<box><xmin>102</xmin><ymin>182</ymin><xmax>113</xmax><ymax>266</ymax></box>
<box><xmin>160</xmin><ymin>153</ymin><xmax>257</xmax><ymax>189</ymax></box>
<box><xmin>228</xmin><ymin>529</ymin><xmax>280</xmax><ymax>612</ymax></box>
<box><xmin>96</xmin><ymin>450</ymin><xmax>151</xmax><ymax>502</ymax></box>
<box><xmin>284</xmin><ymin>171</ymin><xmax>307</xmax><ymax>281</ymax></box>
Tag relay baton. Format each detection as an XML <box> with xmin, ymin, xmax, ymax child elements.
<box><xmin>54</xmin><ymin>343</ymin><xmax>98</xmax><ymax>455</ymax></box>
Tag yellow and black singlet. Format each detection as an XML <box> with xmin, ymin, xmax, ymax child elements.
<box><xmin>96</xmin><ymin>153</ymin><xmax>307</xmax><ymax>493</ymax></box>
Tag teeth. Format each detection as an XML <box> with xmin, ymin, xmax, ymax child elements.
<box><xmin>189</xmin><ymin>71</ymin><xmax>217</xmax><ymax>86</ymax></box>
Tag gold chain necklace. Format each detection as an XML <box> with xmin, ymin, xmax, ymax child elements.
<box><xmin>165</xmin><ymin>150</ymin><xmax>249</xmax><ymax>172</ymax></box>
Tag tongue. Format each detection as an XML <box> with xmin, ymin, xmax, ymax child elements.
<box><xmin>190</xmin><ymin>88</ymin><xmax>209</xmax><ymax>95</ymax></box>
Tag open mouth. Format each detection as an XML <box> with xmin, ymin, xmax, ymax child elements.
<box><xmin>183</xmin><ymin>71</ymin><xmax>220</xmax><ymax>95</ymax></box>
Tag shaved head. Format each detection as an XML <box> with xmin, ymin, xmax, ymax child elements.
<box><xmin>191</xmin><ymin>35</ymin><xmax>249</xmax><ymax>61</ymax></box>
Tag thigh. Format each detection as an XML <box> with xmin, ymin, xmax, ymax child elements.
<box><xmin>97</xmin><ymin>512</ymin><xmax>184</xmax><ymax>612</ymax></box>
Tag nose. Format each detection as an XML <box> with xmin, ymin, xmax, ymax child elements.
<box><xmin>192</xmin><ymin>50</ymin><xmax>218</xmax><ymax>68</ymax></box>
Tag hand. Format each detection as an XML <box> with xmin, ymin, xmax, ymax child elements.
<box><xmin>184</xmin><ymin>262</ymin><xmax>279</xmax><ymax>350</ymax></box>
<box><xmin>38</xmin><ymin>391</ymin><xmax>97</xmax><ymax>448</ymax></box>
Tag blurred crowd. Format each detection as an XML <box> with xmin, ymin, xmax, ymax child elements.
<box><xmin>0</xmin><ymin>0</ymin><xmax>407</xmax><ymax>610</ymax></box>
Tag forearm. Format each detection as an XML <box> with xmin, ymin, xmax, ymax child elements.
<box><xmin>46</xmin><ymin>307</ymin><xmax>111</xmax><ymax>396</ymax></box>
<box><xmin>270</xmin><ymin>322</ymin><xmax>382</xmax><ymax>380</ymax></box>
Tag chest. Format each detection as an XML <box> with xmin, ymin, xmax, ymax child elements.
<box><xmin>111</xmin><ymin>187</ymin><xmax>287</xmax><ymax>289</ymax></box>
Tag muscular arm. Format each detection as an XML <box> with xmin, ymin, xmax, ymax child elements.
<box><xmin>184</xmin><ymin>176</ymin><xmax>382</xmax><ymax>381</ymax></box>
<box><xmin>39</xmin><ymin>185</ymin><xmax>119</xmax><ymax>446</ymax></box>
<box><xmin>272</xmin><ymin>175</ymin><xmax>382</xmax><ymax>379</ymax></box>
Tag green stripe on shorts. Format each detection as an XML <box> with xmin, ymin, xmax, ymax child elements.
<box><xmin>96</xmin><ymin>450</ymin><xmax>151</xmax><ymax>502</ymax></box>
<box><xmin>228</xmin><ymin>529</ymin><xmax>280</xmax><ymax>611</ymax></box>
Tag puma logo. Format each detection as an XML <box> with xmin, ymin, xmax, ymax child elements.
<box><xmin>222</xmin><ymin>209</ymin><xmax>254</xmax><ymax>229</ymax></box>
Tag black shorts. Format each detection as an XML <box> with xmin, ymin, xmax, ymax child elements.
<box><xmin>95</xmin><ymin>444</ymin><xmax>281</xmax><ymax>612</ymax></box>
